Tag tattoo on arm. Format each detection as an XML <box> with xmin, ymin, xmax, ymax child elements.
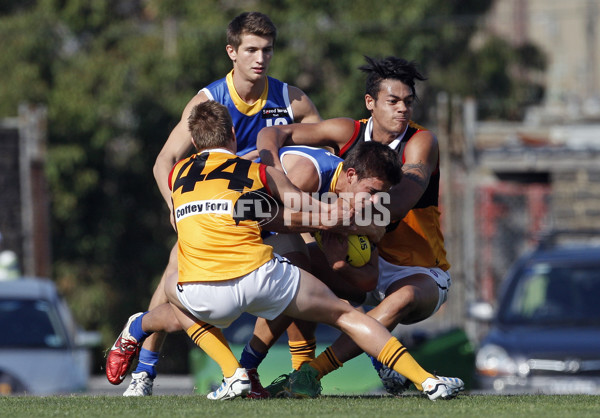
<box><xmin>402</xmin><ymin>162</ymin><xmax>429</xmax><ymax>190</ymax></box>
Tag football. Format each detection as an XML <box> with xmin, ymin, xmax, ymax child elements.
<box><xmin>313</xmin><ymin>231</ymin><xmax>372</xmax><ymax>267</ymax></box>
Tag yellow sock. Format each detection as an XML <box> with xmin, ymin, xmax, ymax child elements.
<box><xmin>289</xmin><ymin>338</ymin><xmax>316</xmax><ymax>370</ymax></box>
<box><xmin>376</xmin><ymin>337</ymin><xmax>434</xmax><ymax>391</ymax></box>
<box><xmin>186</xmin><ymin>322</ymin><xmax>240</xmax><ymax>378</ymax></box>
<box><xmin>309</xmin><ymin>347</ymin><xmax>343</xmax><ymax>380</ymax></box>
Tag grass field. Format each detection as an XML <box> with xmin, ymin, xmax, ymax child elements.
<box><xmin>1</xmin><ymin>394</ymin><xmax>599</xmax><ymax>417</ymax></box>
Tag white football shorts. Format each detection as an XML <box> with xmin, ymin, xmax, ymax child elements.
<box><xmin>363</xmin><ymin>257</ymin><xmax>452</xmax><ymax>315</ymax></box>
<box><xmin>176</xmin><ymin>254</ymin><xmax>300</xmax><ymax>328</ymax></box>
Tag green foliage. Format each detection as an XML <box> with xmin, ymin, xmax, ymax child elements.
<box><xmin>0</xmin><ymin>0</ymin><xmax>546</xmax><ymax>357</ymax></box>
<box><xmin>0</xmin><ymin>6</ymin><xmax>60</xmax><ymax>115</ymax></box>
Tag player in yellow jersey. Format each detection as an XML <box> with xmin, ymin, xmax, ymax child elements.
<box><xmin>107</xmin><ymin>11</ymin><xmax>322</xmax><ymax>396</ymax></box>
<box><xmin>254</xmin><ymin>56</ymin><xmax>458</xmax><ymax>397</ymax></box>
<box><xmin>108</xmin><ymin>100</ymin><xmax>463</xmax><ymax>401</ymax></box>
<box><xmin>108</xmin><ymin>139</ymin><xmax>407</xmax><ymax>399</ymax></box>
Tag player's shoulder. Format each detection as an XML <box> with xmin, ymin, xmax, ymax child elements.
<box><xmin>181</xmin><ymin>91</ymin><xmax>211</xmax><ymax>117</ymax></box>
<box><xmin>197</xmin><ymin>75</ymin><xmax>229</xmax><ymax>101</ymax></box>
<box><xmin>285</xmin><ymin>83</ymin><xmax>308</xmax><ymax>100</ymax></box>
<box><xmin>286</xmin><ymin>84</ymin><xmax>322</xmax><ymax>123</ymax></box>
<box><xmin>169</xmin><ymin>154</ymin><xmax>195</xmax><ymax>189</ymax></box>
<box><xmin>191</xmin><ymin>90</ymin><xmax>210</xmax><ymax>104</ymax></box>
<box><xmin>404</xmin><ymin>123</ymin><xmax>439</xmax><ymax>161</ymax></box>
<box><xmin>202</xmin><ymin>74</ymin><xmax>228</xmax><ymax>90</ymax></box>
<box><xmin>408</xmin><ymin>120</ymin><xmax>428</xmax><ymax>131</ymax></box>
<box><xmin>407</xmin><ymin>121</ymin><xmax>436</xmax><ymax>143</ymax></box>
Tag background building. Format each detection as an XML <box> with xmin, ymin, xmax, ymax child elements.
<box><xmin>487</xmin><ymin>0</ymin><xmax>600</xmax><ymax>122</ymax></box>
<box><xmin>441</xmin><ymin>0</ymin><xmax>600</xmax><ymax>341</ymax></box>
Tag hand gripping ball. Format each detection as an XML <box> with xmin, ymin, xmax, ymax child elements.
<box><xmin>313</xmin><ymin>232</ymin><xmax>372</xmax><ymax>267</ymax></box>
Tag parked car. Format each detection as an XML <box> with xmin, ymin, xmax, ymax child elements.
<box><xmin>470</xmin><ymin>230</ymin><xmax>600</xmax><ymax>394</ymax></box>
<box><xmin>0</xmin><ymin>277</ymin><xmax>101</xmax><ymax>395</ymax></box>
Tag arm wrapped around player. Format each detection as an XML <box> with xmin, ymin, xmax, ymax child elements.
<box><xmin>313</xmin><ymin>230</ymin><xmax>378</xmax><ymax>293</ymax></box>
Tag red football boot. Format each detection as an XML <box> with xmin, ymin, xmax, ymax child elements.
<box><xmin>106</xmin><ymin>312</ymin><xmax>144</xmax><ymax>385</ymax></box>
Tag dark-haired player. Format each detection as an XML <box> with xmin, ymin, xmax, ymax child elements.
<box><xmin>255</xmin><ymin>55</ymin><xmax>457</xmax><ymax>397</ymax></box>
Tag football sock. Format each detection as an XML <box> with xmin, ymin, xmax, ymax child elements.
<box><xmin>376</xmin><ymin>337</ymin><xmax>433</xmax><ymax>391</ymax></box>
<box><xmin>239</xmin><ymin>342</ymin><xmax>267</xmax><ymax>370</ymax></box>
<box><xmin>186</xmin><ymin>322</ymin><xmax>240</xmax><ymax>378</ymax></box>
<box><xmin>309</xmin><ymin>347</ymin><xmax>343</xmax><ymax>380</ymax></box>
<box><xmin>289</xmin><ymin>338</ymin><xmax>316</xmax><ymax>370</ymax></box>
<box><xmin>135</xmin><ymin>348</ymin><xmax>159</xmax><ymax>379</ymax></box>
<box><xmin>130</xmin><ymin>312</ymin><xmax>151</xmax><ymax>342</ymax></box>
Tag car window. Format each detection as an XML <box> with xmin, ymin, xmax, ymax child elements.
<box><xmin>0</xmin><ymin>299</ymin><xmax>69</xmax><ymax>348</ymax></box>
<box><xmin>500</xmin><ymin>262</ymin><xmax>600</xmax><ymax>325</ymax></box>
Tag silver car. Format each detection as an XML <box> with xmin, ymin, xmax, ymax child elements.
<box><xmin>0</xmin><ymin>277</ymin><xmax>100</xmax><ymax>395</ymax></box>
<box><xmin>470</xmin><ymin>232</ymin><xmax>600</xmax><ymax>394</ymax></box>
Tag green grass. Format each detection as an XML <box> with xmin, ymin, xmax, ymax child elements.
<box><xmin>1</xmin><ymin>394</ymin><xmax>599</xmax><ymax>417</ymax></box>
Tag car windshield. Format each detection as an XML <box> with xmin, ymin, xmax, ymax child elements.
<box><xmin>0</xmin><ymin>299</ymin><xmax>68</xmax><ymax>348</ymax></box>
<box><xmin>499</xmin><ymin>262</ymin><xmax>600</xmax><ymax>326</ymax></box>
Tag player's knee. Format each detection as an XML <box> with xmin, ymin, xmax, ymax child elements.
<box><xmin>395</xmin><ymin>285</ymin><xmax>418</xmax><ymax>302</ymax></box>
<box><xmin>384</xmin><ymin>287</ymin><xmax>419</xmax><ymax>315</ymax></box>
<box><xmin>387</xmin><ymin>287</ymin><xmax>438</xmax><ymax>325</ymax></box>
<box><xmin>163</xmin><ymin>273</ymin><xmax>180</xmax><ymax>303</ymax></box>
<box><xmin>335</xmin><ymin>305</ymin><xmax>366</xmax><ymax>327</ymax></box>
<box><xmin>163</xmin><ymin>317</ymin><xmax>184</xmax><ymax>333</ymax></box>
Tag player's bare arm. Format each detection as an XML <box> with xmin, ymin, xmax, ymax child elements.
<box><xmin>256</xmin><ymin>117</ymin><xmax>356</xmax><ymax>169</ymax></box>
<box><xmin>288</xmin><ymin>85</ymin><xmax>322</xmax><ymax>123</ymax></box>
<box><xmin>387</xmin><ymin>130</ymin><xmax>439</xmax><ymax>221</ymax></box>
<box><xmin>238</xmin><ymin>149</ymin><xmax>260</xmax><ymax>161</ymax></box>
<box><xmin>153</xmin><ymin>92</ymin><xmax>209</xmax><ymax>211</ymax></box>
<box><xmin>264</xmin><ymin>166</ymin><xmax>354</xmax><ymax>233</ymax></box>
<box><xmin>402</xmin><ymin>162</ymin><xmax>430</xmax><ymax>189</ymax></box>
